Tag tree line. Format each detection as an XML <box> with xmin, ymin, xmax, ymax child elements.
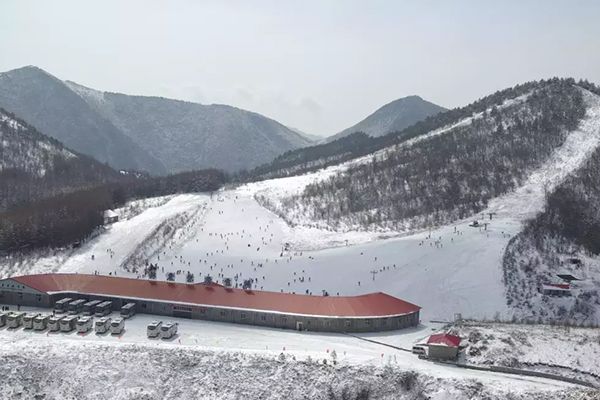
<box><xmin>237</xmin><ymin>78</ymin><xmax>571</xmax><ymax>183</ymax></box>
<box><xmin>0</xmin><ymin>169</ymin><xmax>227</xmax><ymax>254</ymax></box>
<box><xmin>265</xmin><ymin>79</ymin><xmax>587</xmax><ymax>231</ymax></box>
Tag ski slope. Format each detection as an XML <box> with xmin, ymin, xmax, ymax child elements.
<box><xmin>47</xmin><ymin>187</ymin><xmax>513</xmax><ymax>322</ymax></box>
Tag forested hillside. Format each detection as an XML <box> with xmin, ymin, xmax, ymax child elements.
<box><xmin>239</xmin><ymin>80</ymin><xmax>546</xmax><ymax>182</ymax></box>
<box><xmin>0</xmin><ymin>169</ymin><xmax>226</xmax><ymax>254</ymax></box>
<box><xmin>0</xmin><ymin>66</ymin><xmax>167</xmax><ymax>174</ymax></box>
<box><xmin>0</xmin><ymin>107</ymin><xmax>125</xmax><ymax>211</ymax></box>
<box><xmin>259</xmin><ymin>79</ymin><xmax>590</xmax><ymax>232</ymax></box>
<box><xmin>503</xmin><ymin>81</ymin><xmax>600</xmax><ymax>322</ymax></box>
<box><xmin>65</xmin><ymin>81</ymin><xmax>312</xmax><ymax>173</ymax></box>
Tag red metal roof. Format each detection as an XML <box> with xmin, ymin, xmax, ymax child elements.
<box><xmin>427</xmin><ymin>333</ymin><xmax>461</xmax><ymax>347</ymax></box>
<box><xmin>11</xmin><ymin>274</ymin><xmax>420</xmax><ymax>318</ymax></box>
<box><xmin>543</xmin><ymin>283</ymin><xmax>570</xmax><ymax>290</ymax></box>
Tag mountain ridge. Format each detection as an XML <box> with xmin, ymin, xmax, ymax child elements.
<box><xmin>326</xmin><ymin>95</ymin><xmax>446</xmax><ymax>142</ymax></box>
<box><xmin>0</xmin><ymin>66</ymin><xmax>312</xmax><ymax>174</ymax></box>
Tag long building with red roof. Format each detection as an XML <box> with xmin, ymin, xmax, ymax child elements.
<box><xmin>0</xmin><ymin>273</ymin><xmax>420</xmax><ymax>333</ymax></box>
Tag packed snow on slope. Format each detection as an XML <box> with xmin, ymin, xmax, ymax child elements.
<box><xmin>0</xmin><ymin>195</ymin><xmax>207</xmax><ymax>279</ymax></box>
<box><xmin>50</xmin><ymin>189</ymin><xmax>515</xmax><ymax>322</ymax></box>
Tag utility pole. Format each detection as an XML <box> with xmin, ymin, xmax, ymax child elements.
<box><xmin>370</xmin><ymin>270</ymin><xmax>378</xmax><ymax>281</ymax></box>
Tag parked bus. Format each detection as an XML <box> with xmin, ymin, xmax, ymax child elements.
<box><xmin>0</xmin><ymin>312</ymin><xmax>8</xmax><ymax>328</ymax></box>
<box><xmin>33</xmin><ymin>314</ymin><xmax>51</xmax><ymax>330</ymax></box>
<box><xmin>110</xmin><ymin>317</ymin><xmax>125</xmax><ymax>334</ymax></box>
<box><xmin>120</xmin><ymin>303</ymin><xmax>136</xmax><ymax>319</ymax></box>
<box><xmin>54</xmin><ymin>297</ymin><xmax>72</xmax><ymax>314</ymax></box>
<box><xmin>147</xmin><ymin>320</ymin><xmax>162</xmax><ymax>338</ymax></box>
<box><xmin>76</xmin><ymin>316</ymin><xmax>94</xmax><ymax>333</ymax></box>
<box><xmin>95</xmin><ymin>301</ymin><xmax>113</xmax><ymax>317</ymax></box>
<box><xmin>68</xmin><ymin>299</ymin><xmax>87</xmax><ymax>315</ymax></box>
<box><xmin>160</xmin><ymin>321</ymin><xmax>178</xmax><ymax>339</ymax></box>
<box><xmin>48</xmin><ymin>316</ymin><xmax>63</xmax><ymax>331</ymax></box>
<box><xmin>22</xmin><ymin>313</ymin><xmax>41</xmax><ymax>329</ymax></box>
<box><xmin>7</xmin><ymin>312</ymin><xmax>25</xmax><ymax>328</ymax></box>
<box><xmin>59</xmin><ymin>315</ymin><xmax>77</xmax><ymax>332</ymax></box>
<box><xmin>95</xmin><ymin>317</ymin><xmax>111</xmax><ymax>334</ymax></box>
<box><xmin>82</xmin><ymin>300</ymin><xmax>102</xmax><ymax>316</ymax></box>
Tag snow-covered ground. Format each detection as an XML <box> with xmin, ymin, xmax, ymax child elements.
<box><xmin>40</xmin><ymin>188</ymin><xmax>515</xmax><ymax>322</ymax></box>
<box><xmin>448</xmin><ymin>322</ymin><xmax>600</xmax><ymax>386</ymax></box>
<box><xmin>0</xmin><ymin>307</ymin><xmax>589</xmax><ymax>399</ymax></box>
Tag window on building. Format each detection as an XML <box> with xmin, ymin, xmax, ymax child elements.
<box><xmin>36</xmin><ymin>294</ymin><xmax>42</xmax><ymax>302</ymax></box>
<box><xmin>281</xmin><ymin>317</ymin><xmax>287</xmax><ymax>323</ymax></box>
<box><xmin>141</xmin><ymin>302</ymin><xmax>147</xmax><ymax>309</ymax></box>
<box><xmin>200</xmin><ymin>309</ymin><xmax>206</xmax><ymax>315</ymax></box>
<box><xmin>17</xmin><ymin>292</ymin><xmax>23</xmax><ymax>300</ymax></box>
<box><xmin>364</xmin><ymin>319</ymin><xmax>371</xmax><ymax>326</ymax></box>
<box><xmin>381</xmin><ymin>318</ymin><xmax>388</xmax><ymax>326</ymax></box>
<box><xmin>398</xmin><ymin>317</ymin><xmax>402</xmax><ymax>324</ymax></box>
<box><xmin>220</xmin><ymin>310</ymin><xmax>226</xmax><ymax>317</ymax></box>
<box><xmin>260</xmin><ymin>314</ymin><xmax>266</xmax><ymax>321</ymax></box>
<box><xmin>240</xmin><ymin>312</ymin><xmax>246</xmax><ymax>319</ymax></box>
<box><xmin>323</xmin><ymin>320</ymin><xmax>330</xmax><ymax>327</ymax></box>
<box><xmin>344</xmin><ymin>320</ymin><xmax>351</xmax><ymax>327</ymax></box>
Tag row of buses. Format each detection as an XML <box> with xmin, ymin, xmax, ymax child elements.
<box><xmin>53</xmin><ymin>298</ymin><xmax>136</xmax><ymax>319</ymax></box>
<box><xmin>0</xmin><ymin>311</ymin><xmax>127</xmax><ymax>335</ymax></box>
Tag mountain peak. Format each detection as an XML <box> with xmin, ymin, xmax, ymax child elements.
<box><xmin>327</xmin><ymin>95</ymin><xmax>446</xmax><ymax>142</ymax></box>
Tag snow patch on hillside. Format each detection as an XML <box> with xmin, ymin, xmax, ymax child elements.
<box><xmin>449</xmin><ymin>322</ymin><xmax>600</xmax><ymax>386</ymax></box>
<box><xmin>485</xmin><ymin>88</ymin><xmax>600</xmax><ymax>220</ymax></box>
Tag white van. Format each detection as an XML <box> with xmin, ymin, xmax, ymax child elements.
<box><xmin>147</xmin><ymin>320</ymin><xmax>162</xmax><ymax>338</ymax></box>
<box><xmin>33</xmin><ymin>315</ymin><xmax>51</xmax><ymax>330</ymax></box>
<box><xmin>110</xmin><ymin>317</ymin><xmax>125</xmax><ymax>335</ymax></box>
<box><xmin>160</xmin><ymin>322</ymin><xmax>178</xmax><ymax>339</ymax></box>
<box><xmin>95</xmin><ymin>317</ymin><xmax>112</xmax><ymax>334</ymax></box>
<box><xmin>22</xmin><ymin>313</ymin><xmax>41</xmax><ymax>329</ymax></box>
<box><xmin>7</xmin><ymin>312</ymin><xmax>25</xmax><ymax>328</ymax></box>
<box><xmin>76</xmin><ymin>316</ymin><xmax>94</xmax><ymax>333</ymax></box>
<box><xmin>59</xmin><ymin>315</ymin><xmax>77</xmax><ymax>332</ymax></box>
<box><xmin>412</xmin><ymin>345</ymin><xmax>427</xmax><ymax>356</ymax></box>
<box><xmin>0</xmin><ymin>312</ymin><xmax>8</xmax><ymax>328</ymax></box>
<box><xmin>48</xmin><ymin>316</ymin><xmax>63</xmax><ymax>331</ymax></box>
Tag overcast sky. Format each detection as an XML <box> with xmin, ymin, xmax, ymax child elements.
<box><xmin>1</xmin><ymin>0</ymin><xmax>600</xmax><ymax>136</ymax></box>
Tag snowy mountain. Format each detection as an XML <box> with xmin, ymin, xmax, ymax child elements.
<box><xmin>0</xmin><ymin>66</ymin><xmax>312</xmax><ymax>174</ymax></box>
<box><xmin>63</xmin><ymin>81</ymin><xmax>312</xmax><ymax>173</ymax></box>
<box><xmin>256</xmin><ymin>79</ymin><xmax>591</xmax><ymax>233</ymax></box>
<box><xmin>326</xmin><ymin>95</ymin><xmax>446</xmax><ymax>142</ymax></box>
<box><xmin>0</xmin><ymin>66</ymin><xmax>167</xmax><ymax>175</ymax></box>
<box><xmin>0</xmin><ymin>106</ymin><xmax>123</xmax><ymax>210</ymax></box>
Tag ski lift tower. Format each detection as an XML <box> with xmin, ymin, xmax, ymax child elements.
<box><xmin>370</xmin><ymin>270</ymin><xmax>379</xmax><ymax>281</ymax></box>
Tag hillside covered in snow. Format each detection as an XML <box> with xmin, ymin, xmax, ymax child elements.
<box><xmin>0</xmin><ymin>66</ymin><xmax>167</xmax><ymax>175</ymax></box>
<box><xmin>260</xmin><ymin>79</ymin><xmax>595</xmax><ymax>233</ymax></box>
<box><xmin>64</xmin><ymin>80</ymin><xmax>312</xmax><ymax>173</ymax></box>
